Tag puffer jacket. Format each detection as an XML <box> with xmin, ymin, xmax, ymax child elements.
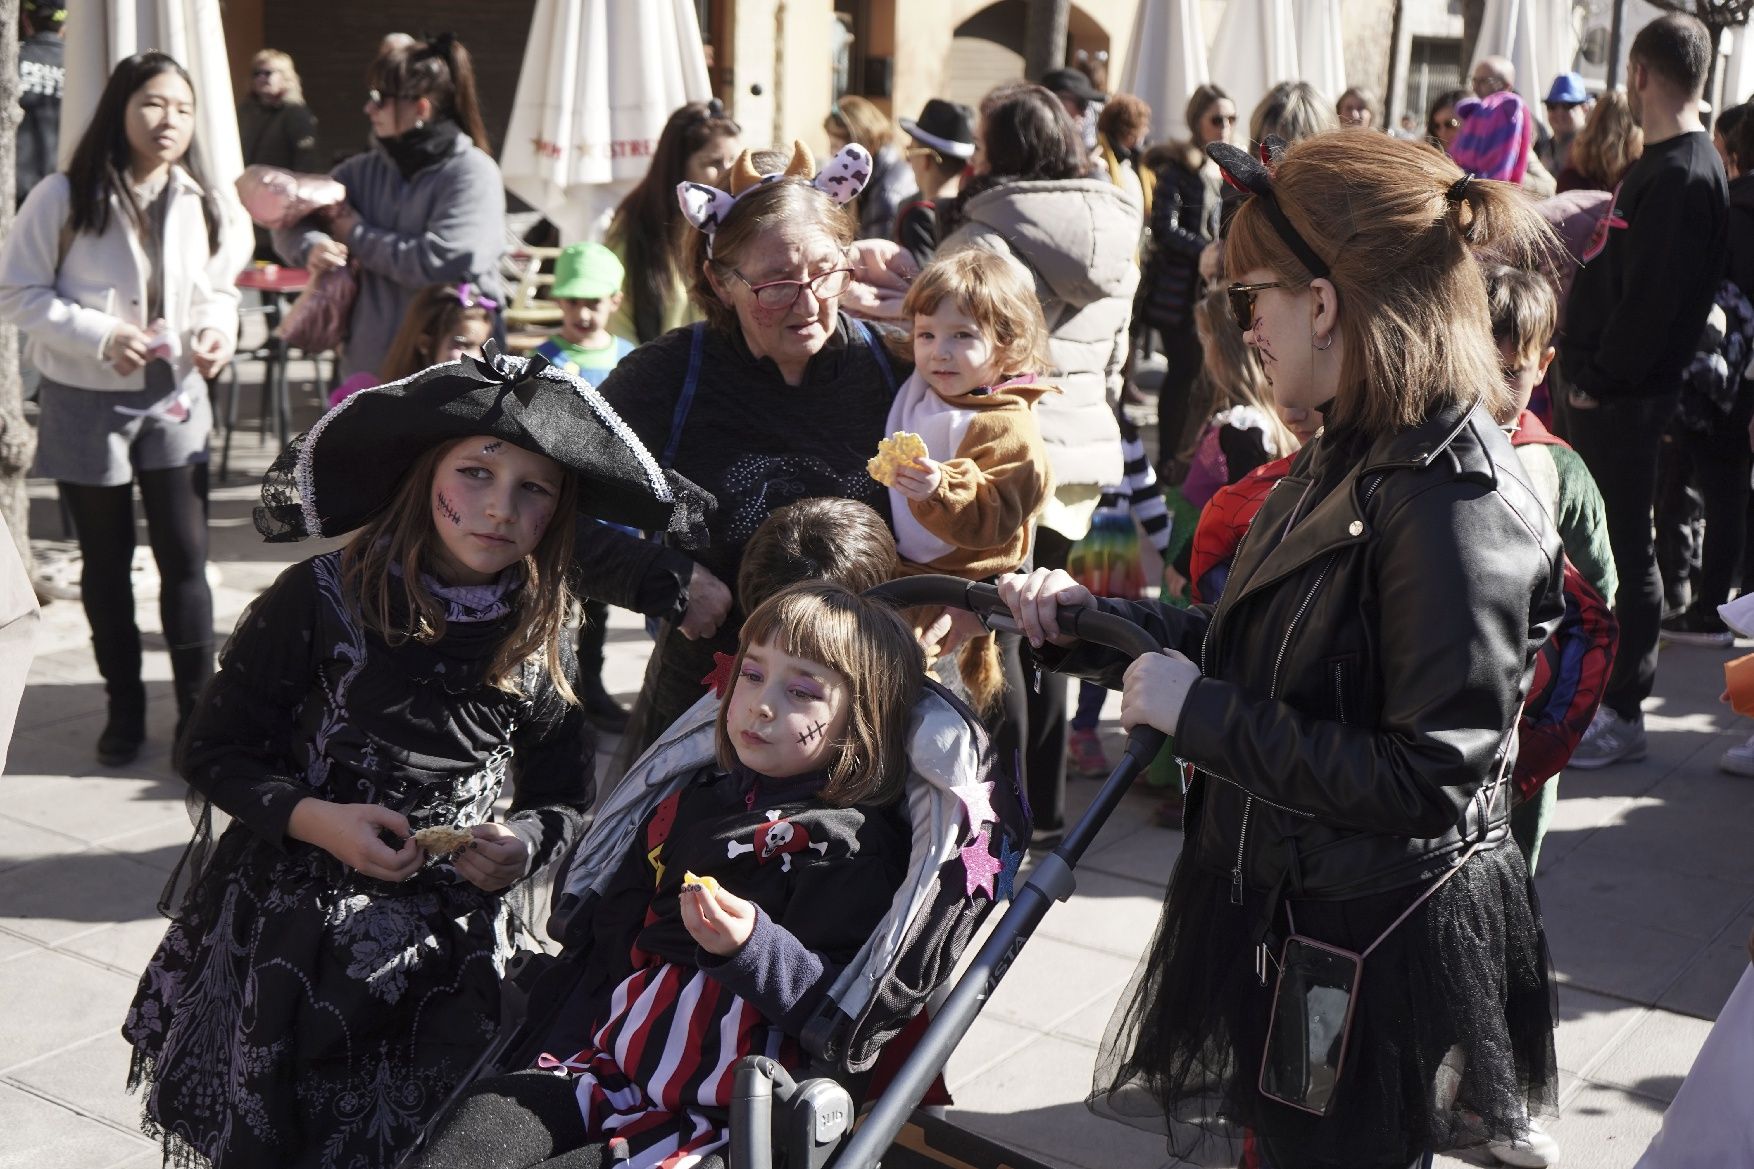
<box><xmin>941</xmin><ymin>177</ymin><xmax>1142</xmax><ymax>492</ymax></box>
<box><xmin>1062</xmin><ymin>398</ymin><xmax>1565</xmax><ymax>902</ymax></box>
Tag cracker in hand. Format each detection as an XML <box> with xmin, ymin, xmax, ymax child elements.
<box><xmin>414</xmin><ymin>825</ymin><xmax>475</xmax><ymax>857</ymax></box>
<box><xmin>867</xmin><ymin>431</ymin><xmax>929</xmax><ymax>487</ymax></box>
<box><xmin>682</xmin><ymin>870</ymin><xmax>722</xmax><ymax>896</ymax></box>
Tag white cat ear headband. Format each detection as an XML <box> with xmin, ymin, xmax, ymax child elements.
<box><xmin>676</xmin><ymin>139</ymin><xmax>873</xmax><ymax>256</ymax></box>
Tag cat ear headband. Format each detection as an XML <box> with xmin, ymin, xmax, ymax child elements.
<box><xmin>676</xmin><ymin>140</ymin><xmax>873</xmax><ymax>257</ymax></box>
<box><xmin>1205</xmin><ymin>137</ymin><xmax>1331</xmax><ymax>281</ymax></box>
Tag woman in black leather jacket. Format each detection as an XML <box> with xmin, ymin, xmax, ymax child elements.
<box><xmin>1000</xmin><ymin>132</ymin><xmax>1565</xmax><ymax>1169</ymax></box>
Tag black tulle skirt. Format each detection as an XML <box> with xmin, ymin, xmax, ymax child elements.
<box><xmin>1090</xmin><ymin>838</ymin><xmax>1557</xmax><ymax>1168</ymax></box>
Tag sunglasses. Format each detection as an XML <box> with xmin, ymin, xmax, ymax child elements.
<box><xmin>367</xmin><ymin>88</ymin><xmax>414</xmax><ymax>108</ymax></box>
<box><xmin>1435</xmin><ymin>117</ymin><xmax>1462</xmax><ymax>131</ymax></box>
<box><xmin>252</xmin><ymin>69</ymin><xmax>277</xmax><ymax>80</ymax></box>
<box><xmin>1227</xmin><ymin>281</ymin><xmax>1284</xmax><ymax>332</ymax></box>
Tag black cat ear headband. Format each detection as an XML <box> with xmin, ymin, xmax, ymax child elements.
<box><xmin>1206</xmin><ymin>137</ymin><xmax>1331</xmax><ymax>281</ymax></box>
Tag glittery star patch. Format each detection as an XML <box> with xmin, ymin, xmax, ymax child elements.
<box><xmin>995</xmin><ymin>833</ymin><xmax>1024</xmax><ymax>902</ymax></box>
<box><xmin>961</xmin><ymin>826</ymin><xmax>1003</xmax><ymax>899</ymax></box>
<box><xmin>702</xmin><ymin>651</ymin><xmax>736</xmax><ymax>698</ymax></box>
<box><xmin>950</xmin><ymin>780</ymin><xmax>996</xmax><ymax>839</ymax></box>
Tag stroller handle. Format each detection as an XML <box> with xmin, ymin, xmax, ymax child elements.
<box><xmin>866</xmin><ymin>574</ymin><xmax>1165</xmax><ymax>662</ymax></box>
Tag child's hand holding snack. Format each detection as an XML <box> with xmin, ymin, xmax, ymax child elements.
<box><xmin>680</xmin><ymin>872</ymin><xmax>757</xmax><ymax>956</ymax></box>
<box><xmin>891</xmin><ymin>455</ymin><xmax>943</xmax><ymax>501</ymax></box>
<box><xmin>452</xmin><ymin>822</ymin><xmax>530</xmax><ymax>892</ymax></box>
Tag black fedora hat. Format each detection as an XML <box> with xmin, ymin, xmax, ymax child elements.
<box><xmin>899</xmin><ymin>99</ymin><xmax>977</xmax><ymax>160</ymax></box>
<box><xmin>1040</xmin><ymin>67</ymin><xmax>1105</xmax><ymax>105</ymax></box>
<box><xmin>255</xmin><ymin>346</ymin><xmax>712</xmax><ymax>545</ymax></box>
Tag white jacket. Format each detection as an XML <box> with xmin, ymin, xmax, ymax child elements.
<box><xmin>0</xmin><ymin>168</ymin><xmax>240</xmax><ymax>391</ymax></box>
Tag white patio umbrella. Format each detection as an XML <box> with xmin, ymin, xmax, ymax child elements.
<box><xmin>1118</xmin><ymin>0</ymin><xmax>1209</xmax><ymax>140</ymax></box>
<box><xmin>1208</xmin><ymin>0</ymin><xmax>1300</xmax><ymax>141</ymax></box>
<box><xmin>1293</xmin><ymin>0</ymin><xmax>1347</xmax><ymax>104</ymax></box>
<box><xmin>58</xmin><ymin>0</ymin><xmax>251</xmax><ymax>268</ymax></box>
<box><xmin>1723</xmin><ymin>23</ymin><xmax>1754</xmax><ymax>108</ymax></box>
<box><xmin>501</xmin><ymin>0</ymin><xmax>713</xmax><ymax>243</ymax></box>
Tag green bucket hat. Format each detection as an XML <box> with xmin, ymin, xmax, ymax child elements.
<box><xmin>550</xmin><ymin>241</ymin><xmax>626</xmax><ymax>301</ymax></box>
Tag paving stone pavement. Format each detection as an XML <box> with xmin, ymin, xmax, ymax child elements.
<box><xmin>5</xmin><ymin>354</ymin><xmax>1752</xmax><ymax>1169</ymax></box>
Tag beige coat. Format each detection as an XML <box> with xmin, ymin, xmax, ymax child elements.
<box><xmin>940</xmin><ymin>177</ymin><xmax>1142</xmax><ymax>497</ymax></box>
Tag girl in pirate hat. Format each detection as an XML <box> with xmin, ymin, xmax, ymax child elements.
<box><xmin>123</xmin><ymin>350</ymin><xmax>708</xmax><ymax>1169</ymax></box>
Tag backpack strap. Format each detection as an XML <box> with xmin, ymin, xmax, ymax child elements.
<box><xmin>660</xmin><ymin>321</ymin><xmax>708</xmax><ymax>470</ymax></box>
<box><xmin>851</xmin><ymin>316</ymin><xmax>897</xmax><ymax>393</ymax></box>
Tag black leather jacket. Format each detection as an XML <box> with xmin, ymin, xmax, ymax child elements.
<box><xmin>1064</xmin><ymin>399</ymin><xmax>1565</xmax><ymax>902</ymax></box>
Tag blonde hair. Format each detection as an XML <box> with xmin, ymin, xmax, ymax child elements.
<box><xmin>1568</xmin><ymin>91</ymin><xmax>1644</xmax><ymax>189</ymax></box>
<box><xmin>715</xmin><ymin>583</ymin><xmax>924</xmax><ymax>807</ymax></box>
<box><xmin>1250</xmin><ymin>82</ymin><xmax>1335</xmax><ymax>147</ymax></box>
<box><xmin>825</xmin><ymin>95</ymin><xmax>894</xmax><ymax>152</ymax></box>
<box><xmin>1224</xmin><ymin>132</ymin><xmax>1557</xmax><ymax>437</ymax></box>
<box><xmin>901</xmin><ymin>249</ymin><xmax>1052</xmax><ymax>379</ymax></box>
<box><xmin>341</xmin><ymin>437</ymin><xmax>581</xmax><ymax>702</ymax></box>
<box><xmin>1191</xmin><ymin>289</ymin><xmax>1298</xmax><ymax>457</ymax></box>
<box><xmin>252</xmin><ymin>49</ymin><xmax>304</xmax><ymax>105</ymax></box>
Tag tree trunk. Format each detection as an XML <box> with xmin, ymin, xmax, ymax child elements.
<box><xmin>1459</xmin><ymin>0</ymin><xmax>1487</xmax><ymax>74</ymax></box>
<box><xmin>0</xmin><ymin>0</ymin><xmax>37</xmax><ymax>576</ymax></box>
<box><xmin>1023</xmin><ymin>0</ymin><xmax>1070</xmax><ymax>84</ymax></box>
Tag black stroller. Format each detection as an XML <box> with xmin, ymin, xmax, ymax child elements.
<box><xmin>401</xmin><ymin>576</ymin><xmax>1166</xmax><ymax>1169</ymax></box>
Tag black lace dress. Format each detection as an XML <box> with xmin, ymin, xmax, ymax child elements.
<box><xmin>123</xmin><ymin>551</ymin><xmax>594</xmax><ymax>1169</ymax></box>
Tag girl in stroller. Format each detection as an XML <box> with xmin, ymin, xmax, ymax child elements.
<box><xmin>412</xmin><ymin>581</ymin><xmax>926</xmax><ymax>1169</ymax></box>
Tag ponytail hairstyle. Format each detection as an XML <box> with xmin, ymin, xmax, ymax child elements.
<box><xmin>1222</xmin><ymin>132</ymin><xmax>1558</xmax><ymax>437</ymax></box>
<box><xmin>65</xmin><ymin>52</ymin><xmax>224</xmax><ymax>255</ymax></box>
<box><xmin>607</xmin><ymin>100</ymin><xmax>742</xmax><ymax>343</ymax></box>
<box><xmin>369</xmin><ymin>33</ymin><xmax>491</xmax><ymax>152</ymax></box>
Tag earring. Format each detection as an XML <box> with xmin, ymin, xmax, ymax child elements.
<box><xmin>1313</xmin><ymin>333</ymin><xmax>1335</xmax><ymax>351</ymax></box>
<box><xmin>414</xmin><ymin>118</ymin><xmax>426</xmax><ymax>129</ymax></box>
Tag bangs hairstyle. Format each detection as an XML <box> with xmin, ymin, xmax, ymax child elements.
<box><xmin>340</xmin><ymin>437</ymin><xmax>582</xmax><ymax>702</ymax></box>
<box><xmin>1223</xmin><ymin>132</ymin><xmax>1558</xmax><ymax>437</ymax></box>
<box><xmin>379</xmin><ymin>285</ymin><xmax>495</xmax><ymax>382</ymax></box>
<box><xmin>690</xmin><ymin>176</ymin><xmax>856</xmax><ymax>335</ymax></box>
<box><xmin>1482</xmin><ymin>264</ymin><xmax>1558</xmax><ymax>364</ymax></box>
<box><xmin>369</xmin><ymin>34</ymin><xmax>491</xmax><ymax>152</ymax></box>
<box><xmin>66</xmin><ymin>52</ymin><xmax>223</xmax><ymax>255</ymax></box>
<box><xmin>901</xmin><ymin>248</ymin><xmax>1052</xmax><ymax>377</ymax></box>
<box><xmin>715</xmin><ymin>583</ymin><xmax>924</xmax><ymax>808</ymax></box>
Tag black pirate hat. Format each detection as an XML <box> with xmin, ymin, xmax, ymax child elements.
<box><xmin>255</xmin><ymin>347</ymin><xmax>713</xmax><ymax>544</ymax></box>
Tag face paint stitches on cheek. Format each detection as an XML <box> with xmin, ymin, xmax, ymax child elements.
<box><xmin>797</xmin><ymin>719</ymin><xmax>827</xmax><ymax>746</ymax></box>
<box><xmin>436</xmin><ymin>491</ymin><xmax>463</xmax><ymax>526</ymax></box>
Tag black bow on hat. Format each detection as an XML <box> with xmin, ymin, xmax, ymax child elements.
<box><xmin>1206</xmin><ymin>138</ymin><xmax>1331</xmax><ymax>281</ymax></box>
<box><xmin>255</xmin><ymin>345</ymin><xmax>714</xmax><ymax>546</ymax></box>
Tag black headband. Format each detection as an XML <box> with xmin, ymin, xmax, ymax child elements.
<box><xmin>1206</xmin><ymin>140</ymin><xmax>1332</xmax><ymax>281</ymax></box>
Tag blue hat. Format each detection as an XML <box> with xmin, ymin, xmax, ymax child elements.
<box><xmin>1544</xmin><ymin>73</ymin><xmax>1589</xmax><ymax>106</ymax></box>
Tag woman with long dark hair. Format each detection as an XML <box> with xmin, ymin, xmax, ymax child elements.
<box><xmin>0</xmin><ymin>51</ymin><xmax>239</xmax><ymax>765</ymax></box>
<box><xmin>604</xmin><ymin>100</ymin><xmax>742</xmax><ymax>344</ymax></box>
<box><xmin>1001</xmin><ymin>131</ymin><xmax>1564</xmax><ymax>1169</ymax></box>
<box><xmin>275</xmin><ymin>33</ymin><xmax>505</xmax><ymax>379</ymax></box>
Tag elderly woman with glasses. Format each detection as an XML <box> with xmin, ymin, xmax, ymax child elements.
<box><xmin>1000</xmin><ymin>132</ymin><xmax>1564</xmax><ymax>1169</ymax></box>
<box><xmin>584</xmin><ymin>143</ymin><xmax>919</xmax><ymax>765</ymax></box>
<box><xmin>273</xmin><ymin>34</ymin><xmax>506</xmax><ymax>379</ymax></box>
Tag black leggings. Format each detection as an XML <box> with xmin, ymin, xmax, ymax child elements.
<box><xmin>406</xmin><ymin>1070</ymin><xmax>727</xmax><ymax>1169</ymax></box>
<box><xmin>59</xmin><ymin>465</ymin><xmax>213</xmax><ymax>710</ymax></box>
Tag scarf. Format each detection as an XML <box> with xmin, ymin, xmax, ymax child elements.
<box><xmin>378</xmin><ymin>117</ymin><xmax>463</xmax><ymax>181</ymax></box>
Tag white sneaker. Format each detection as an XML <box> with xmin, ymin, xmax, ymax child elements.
<box><xmin>1567</xmin><ymin>708</ymin><xmax>1647</xmax><ymax>770</ymax></box>
<box><xmin>1721</xmin><ymin>733</ymin><xmax>1754</xmax><ymax>777</ymax></box>
<box><xmin>1488</xmin><ymin>1117</ymin><xmax>1560</xmax><ymax>1167</ymax></box>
